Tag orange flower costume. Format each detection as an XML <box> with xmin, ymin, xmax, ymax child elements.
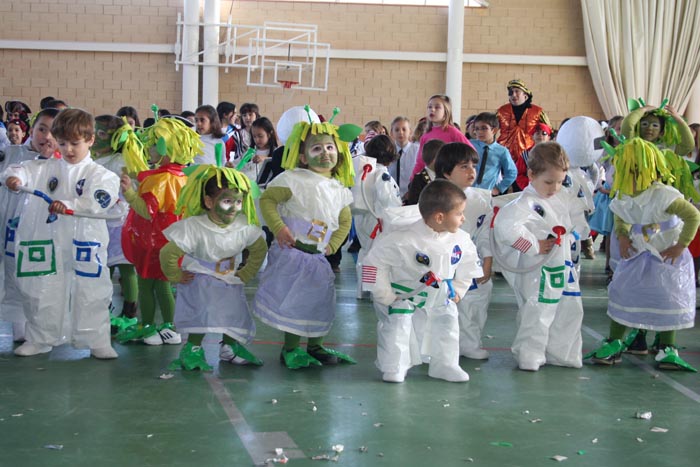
<box><xmin>122</xmin><ymin>164</ymin><xmax>187</xmax><ymax>280</ymax></box>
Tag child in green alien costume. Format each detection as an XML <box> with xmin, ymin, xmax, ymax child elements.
<box><xmin>92</xmin><ymin>115</ymin><xmax>150</xmax><ymax>330</ymax></box>
<box><xmin>160</xmin><ymin>165</ymin><xmax>268</xmax><ymax>371</ymax></box>
<box><xmin>586</xmin><ymin>101</ymin><xmax>700</xmax><ymax>371</ymax></box>
<box><xmin>594</xmin><ymin>98</ymin><xmax>700</xmax><ymax>367</ymax></box>
<box><xmin>253</xmin><ymin>107</ymin><xmax>360</xmax><ymax>369</ymax></box>
<box><xmin>117</xmin><ymin>116</ymin><xmax>203</xmax><ymax>346</ymax></box>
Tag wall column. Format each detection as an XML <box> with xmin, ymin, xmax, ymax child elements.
<box><xmin>182</xmin><ymin>0</ymin><xmax>200</xmax><ymax>112</ymax></box>
<box><xmin>202</xmin><ymin>0</ymin><xmax>221</xmax><ymax>106</ymax></box>
<box><xmin>446</xmin><ymin>0</ymin><xmax>465</xmax><ymax>125</ymax></box>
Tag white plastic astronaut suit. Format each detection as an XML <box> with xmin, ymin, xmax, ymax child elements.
<box><xmin>457</xmin><ymin>187</ymin><xmax>494</xmax><ymax>359</ymax></box>
<box><xmin>2</xmin><ymin>156</ymin><xmax>119</xmax><ymax>349</ymax></box>
<box><xmin>362</xmin><ymin>220</ymin><xmax>482</xmax><ymax>382</ymax></box>
<box><xmin>351</xmin><ymin>160</ymin><xmax>402</xmax><ymax>298</ymax></box>
<box><xmin>0</xmin><ymin>145</ymin><xmax>38</xmax><ymax>332</ymax></box>
<box><xmin>493</xmin><ymin>185</ymin><xmax>583</xmax><ymax>371</ymax></box>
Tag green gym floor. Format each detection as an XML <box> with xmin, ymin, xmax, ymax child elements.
<box><xmin>1</xmin><ymin>248</ymin><xmax>699</xmax><ymax>467</ymax></box>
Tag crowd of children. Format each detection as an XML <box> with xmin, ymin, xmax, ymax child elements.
<box><xmin>1</xmin><ymin>86</ymin><xmax>699</xmax><ymax>381</ymax></box>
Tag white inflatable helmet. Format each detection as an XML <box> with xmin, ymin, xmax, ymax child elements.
<box><xmin>556</xmin><ymin>116</ymin><xmax>605</xmax><ymax>168</ymax></box>
<box><xmin>276</xmin><ymin>106</ymin><xmax>321</xmax><ymax>145</ymax></box>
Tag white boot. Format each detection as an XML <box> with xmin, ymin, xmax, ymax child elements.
<box><xmin>426</xmin><ymin>302</ymin><xmax>469</xmax><ymax>383</ymax></box>
<box><xmin>14</xmin><ymin>342</ymin><xmax>52</xmax><ymax>356</ymax></box>
<box><xmin>91</xmin><ymin>345</ymin><xmax>118</xmax><ymax>359</ymax></box>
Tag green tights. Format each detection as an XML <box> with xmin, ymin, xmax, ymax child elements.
<box><xmin>110</xmin><ymin>264</ymin><xmax>138</xmax><ymax>303</ymax></box>
<box><xmin>283</xmin><ymin>332</ymin><xmax>325</xmax><ymax>351</ymax></box>
<box><xmin>138</xmin><ymin>277</ymin><xmax>175</xmax><ymax>325</ymax></box>
<box><xmin>187</xmin><ymin>333</ymin><xmax>237</xmax><ymax>346</ymax></box>
<box><xmin>609</xmin><ymin>321</ymin><xmax>675</xmax><ymax>346</ymax></box>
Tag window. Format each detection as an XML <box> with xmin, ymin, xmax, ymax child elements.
<box><xmin>282</xmin><ymin>0</ymin><xmax>488</xmax><ymax>7</ymax></box>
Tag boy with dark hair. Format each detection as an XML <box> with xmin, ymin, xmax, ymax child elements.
<box><xmin>469</xmin><ymin>112</ymin><xmax>516</xmax><ymax>195</ymax></box>
<box><xmin>362</xmin><ymin>179</ymin><xmax>482</xmax><ymax>383</ymax></box>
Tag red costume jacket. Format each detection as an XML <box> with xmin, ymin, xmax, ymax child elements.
<box><xmin>497</xmin><ymin>103</ymin><xmax>547</xmax><ymax>190</ymax></box>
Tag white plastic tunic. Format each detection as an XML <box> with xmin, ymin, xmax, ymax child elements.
<box><xmin>164</xmin><ymin>215</ymin><xmax>265</xmax><ymax>342</ymax></box>
<box><xmin>2</xmin><ymin>156</ymin><xmax>119</xmax><ymax>348</ymax></box>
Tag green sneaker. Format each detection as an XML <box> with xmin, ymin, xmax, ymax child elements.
<box><xmin>307</xmin><ymin>345</ymin><xmax>357</xmax><ymax>365</ymax></box>
<box><xmin>279</xmin><ymin>347</ymin><xmax>322</xmax><ymax>370</ymax></box>
<box><xmin>169</xmin><ymin>342</ymin><xmax>213</xmax><ymax>371</ymax></box>
<box><xmin>220</xmin><ymin>341</ymin><xmax>263</xmax><ymax>366</ymax></box>
<box><xmin>585</xmin><ymin>339</ymin><xmax>624</xmax><ymax>365</ymax></box>
<box><xmin>655</xmin><ymin>346</ymin><xmax>697</xmax><ymax>372</ymax></box>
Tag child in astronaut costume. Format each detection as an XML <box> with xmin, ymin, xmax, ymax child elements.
<box><xmin>493</xmin><ymin>142</ymin><xmax>583</xmax><ymax>371</ymax></box>
<box><xmin>351</xmin><ymin>135</ymin><xmax>402</xmax><ymax>299</ymax></box>
<box><xmin>253</xmin><ymin>108</ymin><xmax>360</xmax><ymax>369</ymax></box>
<box><xmin>2</xmin><ymin>109</ymin><xmax>120</xmax><ymax>359</ymax></box>
<box><xmin>363</xmin><ymin>179</ymin><xmax>482</xmax><ymax>383</ymax></box>
<box><xmin>433</xmin><ymin>142</ymin><xmax>494</xmax><ymax>360</ymax></box>
<box><xmin>160</xmin><ymin>165</ymin><xmax>267</xmax><ymax>371</ymax></box>
<box><xmin>0</xmin><ymin>108</ymin><xmax>60</xmax><ymax>342</ymax></box>
<box><xmin>92</xmin><ymin>114</ymin><xmax>150</xmax><ymax>326</ymax></box>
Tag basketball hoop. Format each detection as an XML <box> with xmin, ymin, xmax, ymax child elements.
<box><xmin>278</xmin><ymin>80</ymin><xmax>299</xmax><ymax>89</ymax></box>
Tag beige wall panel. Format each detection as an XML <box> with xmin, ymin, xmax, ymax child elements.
<box><xmin>1</xmin><ymin>0</ymin><xmax>603</xmax><ymax>128</ymax></box>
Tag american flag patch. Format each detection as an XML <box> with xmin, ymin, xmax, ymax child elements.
<box><xmin>362</xmin><ymin>265</ymin><xmax>378</xmax><ymax>283</ymax></box>
<box><xmin>512</xmin><ymin>237</ymin><xmax>532</xmax><ymax>253</ymax></box>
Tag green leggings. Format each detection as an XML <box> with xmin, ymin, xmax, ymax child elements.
<box><xmin>110</xmin><ymin>264</ymin><xmax>138</xmax><ymax>303</ymax></box>
<box><xmin>138</xmin><ymin>277</ymin><xmax>175</xmax><ymax>325</ymax></box>
<box><xmin>283</xmin><ymin>332</ymin><xmax>325</xmax><ymax>351</ymax></box>
<box><xmin>187</xmin><ymin>333</ymin><xmax>237</xmax><ymax>346</ymax></box>
<box><xmin>609</xmin><ymin>321</ymin><xmax>676</xmax><ymax>346</ymax></box>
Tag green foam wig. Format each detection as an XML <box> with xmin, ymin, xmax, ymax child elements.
<box><xmin>139</xmin><ymin>117</ymin><xmax>203</xmax><ymax>166</ymax></box>
<box><xmin>609</xmin><ymin>137</ymin><xmax>674</xmax><ymax>198</ymax></box>
<box><xmin>282</xmin><ymin>122</ymin><xmax>355</xmax><ymax>187</ymax></box>
<box><xmin>111</xmin><ymin>121</ymin><xmax>149</xmax><ymax>175</ymax></box>
<box><xmin>176</xmin><ymin>164</ymin><xmax>259</xmax><ymax>226</ymax></box>
<box><xmin>661</xmin><ymin>148</ymin><xmax>700</xmax><ymax>202</ymax></box>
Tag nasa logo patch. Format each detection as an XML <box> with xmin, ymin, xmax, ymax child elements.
<box><xmin>48</xmin><ymin>176</ymin><xmax>59</xmax><ymax>193</ymax></box>
<box><xmin>533</xmin><ymin>203</ymin><xmax>545</xmax><ymax>217</ymax></box>
<box><xmin>94</xmin><ymin>189</ymin><xmax>111</xmax><ymax>208</ymax></box>
<box><xmin>476</xmin><ymin>214</ymin><xmax>486</xmax><ymax>228</ymax></box>
<box><xmin>415</xmin><ymin>252</ymin><xmax>430</xmax><ymax>267</ymax></box>
<box><xmin>381</xmin><ymin>173</ymin><xmax>390</xmax><ymax>181</ymax></box>
<box><xmin>76</xmin><ymin>178</ymin><xmax>86</xmax><ymax>196</ymax></box>
<box><xmin>451</xmin><ymin>245</ymin><xmax>462</xmax><ymax>264</ymax></box>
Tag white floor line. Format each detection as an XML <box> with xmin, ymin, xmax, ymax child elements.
<box><xmin>582</xmin><ymin>325</ymin><xmax>700</xmax><ymax>404</ymax></box>
<box><xmin>205</xmin><ymin>374</ymin><xmax>305</xmax><ymax>463</ymax></box>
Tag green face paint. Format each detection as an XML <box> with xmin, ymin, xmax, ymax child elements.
<box><xmin>207</xmin><ymin>188</ymin><xmax>244</xmax><ymax>226</ymax></box>
<box><xmin>640</xmin><ymin>115</ymin><xmax>662</xmax><ymax>142</ymax></box>
<box><xmin>303</xmin><ymin>134</ymin><xmax>338</xmax><ymax>174</ymax></box>
<box><xmin>92</xmin><ymin>123</ymin><xmax>114</xmax><ymax>157</ymax></box>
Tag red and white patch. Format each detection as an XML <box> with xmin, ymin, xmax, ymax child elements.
<box><xmin>361</xmin><ymin>265</ymin><xmax>377</xmax><ymax>283</ymax></box>
<box><xmin>512</xmin><ymin>237</ymin><xmax>532</xmax><ymax>253</ymax></box>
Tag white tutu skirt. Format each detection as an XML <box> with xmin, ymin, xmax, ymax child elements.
<box><xmin>175</xmin><ymin>274</ymin><xmax>255</xmax><ymax>343</ymax></box>
<box><xmin>253</xmin><ymin>244</ymin><xmax>335</xmax><ymax>337</ymax></box>
<box><xmin>608</xmin><ymin>249</ymin><xmax>695</xmax><ymax>331</ymax></box>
